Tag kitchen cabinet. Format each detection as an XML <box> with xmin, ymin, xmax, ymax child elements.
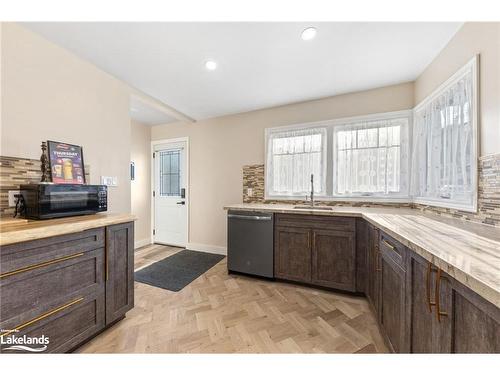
<box><xmin>379</xmin><ymin>239</ymin><xmax>408</xmax><ymax>353</ymax></box>
<box><xmin>366</xmin><ymin>224</ymin><xmax>380</xmax><ymax>317</ymax></box>
<box><xmin>105</xmin><ymin>222</ymin><xmax>135</xmax><ymax>325</ymax></box>
<box><xmin>274</xmin><ymin>214</ymin><xmax>356</xmax><ymax>290</ymax></box>
<box><xmin>408</xmin><ymin>252</ymin><xmax>452</xmax><ymax>353</ymax></box>
<box><xmin>311</xmin><ymin>229</ymin><xmax>355</xmax><ymax>291</ymax></box>
<box><xmin>274</xmin><ymin>226</ymin><xmax>311</xmax><ymax>282</ymax></box>
<box><xmin>450</xmin><ymin>276</ymin><xmax>500</xmax><ymax>353</ymax></box>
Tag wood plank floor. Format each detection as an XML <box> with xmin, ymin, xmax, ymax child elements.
<box><xmin>77</xmin><ymin>244</ymin><xmax>388</xmax><ymax>353</ymax></box>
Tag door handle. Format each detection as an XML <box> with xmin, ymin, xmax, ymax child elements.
<box><xmin>176</xmin><ymin>201</ymin><xmax>185</xmax><ymax>205</ymax></box>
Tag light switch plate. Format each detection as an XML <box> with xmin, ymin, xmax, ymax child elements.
<box><xmin>8</xmin><ymin>190</ymin><xmax>20</xmax><ymax>207</ymax></box>
<box><xmin>247</xmin><ymin>188</ymin><xmax>253</xmax><ymax>197</ymax></box>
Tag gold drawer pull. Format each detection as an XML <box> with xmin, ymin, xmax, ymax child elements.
<box><xmin>382</xmin><ymin>240</ymin><xmax>396</xmax><ymax>251</ymax></box>
<box><xmin>0</xmin><ymin>252</ymin><xmax>84</xmax><ymax>279</ymax></box>
<box><xmin>0</xmin><ymin>297</ymin><xmax>84</xmax><ymax>338</ymax></box>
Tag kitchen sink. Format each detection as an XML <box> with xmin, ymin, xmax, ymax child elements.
<box><xmin>293</xmin><ymin>205</ymin><xmax>333</xmax><ymax>211</ymax></box>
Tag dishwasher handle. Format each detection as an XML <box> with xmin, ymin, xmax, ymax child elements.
<box><xmin>228</xmin><ymin>214</ymin><xmax>272</xmax><ymax>221</ymax></box>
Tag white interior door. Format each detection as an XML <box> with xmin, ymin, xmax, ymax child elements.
<box><xmin>153</xmin><ymin>140</ymin><xmax>188</xmax><ymax>247</ymax></box>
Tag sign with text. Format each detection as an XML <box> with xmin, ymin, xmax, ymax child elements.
<box><xmin>47</xmin><ymin>141</ymin><xmax>86</xmax><ymax>184</ymax></box>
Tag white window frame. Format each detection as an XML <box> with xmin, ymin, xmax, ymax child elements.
<box><xmin>264</xmin><ymin>110</ymin><xmax>412</xmax><ymax>202</ymax></box>
<box><xmin>331</xmin><ymin>111</ymin><xmax>411</xmax><ymax>200</ymax></box>
<box><xmin>412</xmin><ymin>55</ymin><xmax>479</xmax><ymax>212</ymax></box>
<box><xmin>265</xmin><ymin>122</ymin><xmax>329</xmax><ymax>200</ymax></box>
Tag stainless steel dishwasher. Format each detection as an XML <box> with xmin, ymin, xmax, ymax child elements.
<box><xmin>227</xmin><ymin>210</ymin><xmax>274</xmax><ymax>278</ymax></box>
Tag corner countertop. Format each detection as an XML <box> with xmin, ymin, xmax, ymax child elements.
<box><xmin>0</xmin><ymin>213</ymin><xmax>136</xmax><ymax>247</ymax></box>
<box><xmin>224</xmin><ymin>203</ymin><xmax>500</xmax><ymax>309</ymax></box>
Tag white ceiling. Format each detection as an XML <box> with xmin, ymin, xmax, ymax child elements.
<box><xmin>130</xmin><ymin>95</ymin><xmax>178</xmax><ymax>125</ymax></box>
<box><xmin>24</xmin><ymin>22</ymin><xmax>462</xmax><ymax>120</ymax></box>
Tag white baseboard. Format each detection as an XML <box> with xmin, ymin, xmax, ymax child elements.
<box><xmin>186</xmin><ymin>242</ymin><xmax>227</xmax><ymax>255</ymax></box>
<box><xmin>135</xmin><ymin>238</ymin><xmax>152</xmax><ymax>249</ymax></box>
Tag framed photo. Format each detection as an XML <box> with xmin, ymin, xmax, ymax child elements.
<box><xmin>47</xmin><ymin>140</ymin><xmax>86</xmax><ymax>184</ymax></box>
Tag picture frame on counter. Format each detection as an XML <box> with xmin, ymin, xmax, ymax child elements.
<box><xmin>47</xmin><ymin>140</ymin><xmax>86</xmax><ymax>184</ymax></box>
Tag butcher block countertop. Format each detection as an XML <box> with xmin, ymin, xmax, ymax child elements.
<box><xmin>0</xmin><ymin>213</ymin><xmax>136</xmax><ymax>247</ymax></box>
<box><xmin>224</xmin><ymin>203</ymin><xmax>500</xmax><ymax>309</ymax></box>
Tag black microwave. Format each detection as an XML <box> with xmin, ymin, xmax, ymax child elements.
<box><xmin>20</xmin><ymin>184</ymin><xmax>107</xmax><ymax>220</ymax></box>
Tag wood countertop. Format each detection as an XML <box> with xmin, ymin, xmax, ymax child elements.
<box><xmin>224</xmin><ymin>203</ymin><xmax>500</xmax><ymax>308</ymax></box>
<box><xmin>0</xmin><ymin>213</ymin><xmax>136</xmax><ymax>247</ymax></box>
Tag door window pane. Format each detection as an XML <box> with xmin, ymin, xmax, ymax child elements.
<box><xmin>159</xmin><ymin>150</ymin><xmax>181</xmax><ymax>196</ymax></box>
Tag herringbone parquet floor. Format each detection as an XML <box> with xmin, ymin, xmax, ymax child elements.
<box><xmin>77</xmin><ymin>244</ymin><xmax>388</xmax><ymax>353</ymax></box>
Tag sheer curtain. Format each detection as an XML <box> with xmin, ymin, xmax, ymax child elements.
<box><xmin>411</xmin><ymin>67</ymin><xmax>474</xmax><ymax>207</ymax></box>
<box><xmin>266</xmin><ymin>127</ymin><xmax>326</xmax><ymax>196</ymax></box>
<box><xmin>334</xmin><ymin>118</ymin><xmax>409</xmax><ymax>196</ymax></box>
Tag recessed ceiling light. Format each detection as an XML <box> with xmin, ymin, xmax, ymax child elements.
<box><xmin>301</xmin><ymin>27</ymin><xmax>317</xmax><ymax>41</ymax></box>
<box><xmin>205</xmin><ymin>60</ymin><xmax>217</xmax><ymax>71</ymax></box>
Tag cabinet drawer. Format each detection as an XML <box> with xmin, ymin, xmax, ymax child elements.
<box><xmin>0</xmin><ymin>228</ymin><xmax>105</xmax><ymax>275</ymax></box>
<box><xmin>275</xmin><ymin>214</ymin><xmax>355</xmax><ymax>232</ymax></box>
<box><xmin>380</xmin><ymin>232</ymin><xmax>406</xmax><ymax>269</ymax></box>
<box><xmin>0</xmin><ymin>291</ymin><xmax>105</xmax><ymax>353</ymax></box>
<box><xmin>0</xmin><ymin>247</ymin><xmax>105</xmax><ymax>328</ymax></box>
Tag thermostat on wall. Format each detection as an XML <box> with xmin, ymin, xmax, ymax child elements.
<box><xmin>101</xmin><ymin>176</ymin><xmax>118</xmax><ymax>186</ymax></box>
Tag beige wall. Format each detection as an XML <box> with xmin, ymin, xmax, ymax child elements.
<box><xmin>415</xmin><ymin>22</ymin><xmax>500</xmax><ymax>156</ymax></box>
<box><xmin>131</xmin><ymin>120</ymin><xmax>151</xmax><ymax>247</ymax></box>
<box><xmin>152</xmin><ymin>82</ymin><xmax>414</xmax><ymax>250</ymax></box>
<box><xmin>1</xmin><ymin>23</ymin><xmax>132</xmax><ymax>213</ymax></box>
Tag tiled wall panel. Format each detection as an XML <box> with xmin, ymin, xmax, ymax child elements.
<box><xmin>243</xmin><ymin>153</ymin><xmax>500</xmax><ymax>227</ymax></box>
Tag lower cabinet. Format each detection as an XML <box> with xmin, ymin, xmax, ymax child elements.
<box><xmin>274</xmin><ymin>214</ymin><xmax>356</xmax><ymax>291</ymax></box>
<box><xmin>408</xmin><ymin>253</ymin><xmax>452</xmax><ymax>353</ymax></box>
<box><xmin>452</xmin><ymin>281</ymin><xmax>500</xmax><ymax>353</ymax></box>
<box><xmin>366</xmin><ymin>224</ymin><xmax>380</xmax><ymax>317</ymax></box>
<box><xmin>274</xmin><ymin>226</ymin><xmax>312</xmax><ymax>283</ymax></box>
<box><xmin>379</xmin><ymin>246</ymin><xmax>408</xmax><ymax>353</ymax></box>
<box><xmin>105</xmin><ymin>222</ymin><xmax>135</xmax><ymax>325</ymax></box>
<box><xmin>311</xmin><ymin>229</ymin><xmax>355</xmax><ymax>291</ymax></box>
<box><xmin>0</xmin><ymin>222</ymin><xmax>134</xmax><ymax>354</ymax></box>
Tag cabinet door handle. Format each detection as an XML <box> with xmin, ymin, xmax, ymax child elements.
<box><xmin>105</xmin><ymin>245</ymin><xmax>109</xmax><ymax>281</ymax></box>
<box><xmin>435</xmin><ymin>268</ymin><xmax>449</xmax><ymax>322</ymax></box>
<box><xmin>426</xmin><ymin>262</ymin><xmax>436</xmax><ymax>312</ymax></box>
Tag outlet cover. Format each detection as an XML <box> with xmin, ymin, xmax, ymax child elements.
<box><xmin>8</xmin><ymin>190</ymin><xmax>20</xmax><ymax>207</ymax></box>
<box><xmin>247</xmin><ymin>188</ymin><xmax>253</xmax><ymax>197</ymax></box>
<box><xmin>101</xmin><ymin>176</ymin><xmax>118</xmax><ymax>186</ymax></box>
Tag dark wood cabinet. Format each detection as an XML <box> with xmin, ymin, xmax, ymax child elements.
<box><xmin>0</xmin><ymin>222</ymin><xmax>134</xmax><ymax>354</ymax></box>
<box><xmin>274</xmin><ymin>214</ymin><xmax>356</xmax><ymax>291</ymax></box>
<box><xmin>105</xmin><ymin>222</ymin><xmax>135</xmax><ymax>325</ymax></box>
<box><xmin>379</xmin><ymin>248</ymin><xmax>408</xmax><ymax>353</ymax></box>
<box><xmin>274</xmin><ymin>226</ymin><xmax>311</xmax><ymax>283</ymax></box>
<box><xmin>311</xmin><ymin>229</ymin><xmax>355</xmax><ymax>291</ymax></box>
<box><xmin>408</xmin><ymin>253</ymin><xmax>452</xmax><ymax>353</ymax></box>
<box><xmin>366</xmin><ymin>224</ymin><xmax>380</xmax><ymax>318</ymax></box>
<box><xmin>450</xmin><ymin>277</ymin><xmax>500</xmax><ymax>353</ymax></box>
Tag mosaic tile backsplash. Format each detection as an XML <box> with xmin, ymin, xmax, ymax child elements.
<box><xmin>0</xmin><ymin>156</ymin><xmax>91</xmax><ymax>217</ymax></box>
<box><xmin>242</xmin><ymin>153</ymin><xmax>500</xmax><ymax>227</ymax></box>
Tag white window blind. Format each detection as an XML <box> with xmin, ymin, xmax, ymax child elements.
<box><xmin>412</xmin><ymin>57</ymin><xmax>477</xmax><ymax>211</ymax></box>
<box><xmin>333</xmin><ymin>118</ymin><xmax>409</xmax><ymax>197</ymax></box>
<box><xmin>266</xmin><ymin>127</ymin><xmax>326</xmax><ymax>197</ymax></box>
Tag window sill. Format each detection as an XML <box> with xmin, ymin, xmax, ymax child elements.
<box><xmin>413</xmin><ymin>197</ymin><xmax>477</xmax><ymax>213</ymax></box>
